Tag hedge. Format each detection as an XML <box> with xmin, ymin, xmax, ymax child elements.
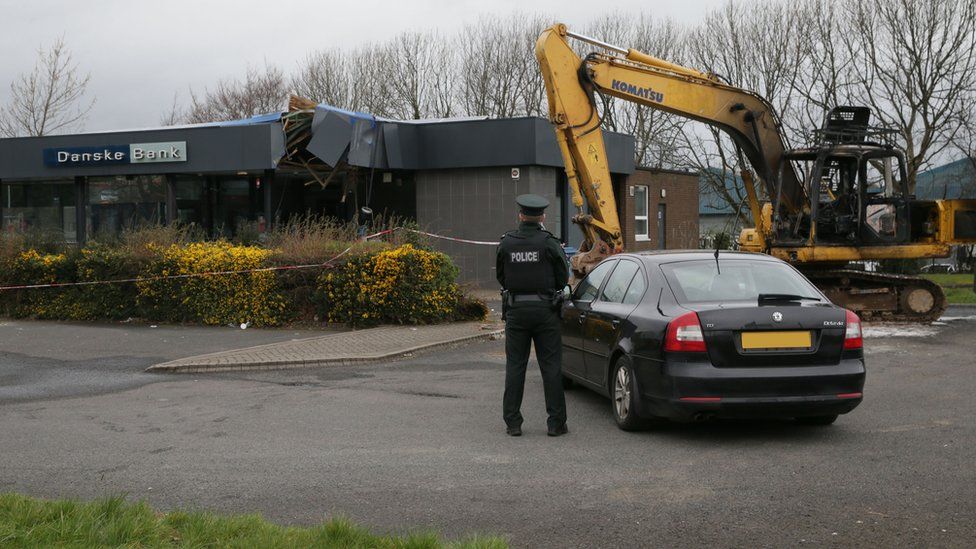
<box><xmin>137</xmin><ymin>242</ymin><xmax>289</xmax><ymax>326</ymax></box>
<box><xmin>0</xmin><ymin>241</ymin><xmax>484</xmax><ymax>327</ymax></box>
<box><xmin>318</xmin><ymin>244</ymin><xmax>461</xmax><ymax>326</ymax></box>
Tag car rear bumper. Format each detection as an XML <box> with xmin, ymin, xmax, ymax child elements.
<box><xmin>664</xmin><ymin>394</ymin><xmax>863</xmax><ymax>420</ymax></box>
<box><xmin>637</xmin><ymin>357</ymin><xmax>865</xmax><ymax>420</ymax></box>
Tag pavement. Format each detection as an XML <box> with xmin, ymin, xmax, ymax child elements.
<box><xmin>1</xmin><ymin>314</ymin><xmax>975</xmax><ymax>547</ymax></box>
<box><xmin>148</xmin><ymin>321</ymin><xmax>503</xmax><ymax>373</ymax></box>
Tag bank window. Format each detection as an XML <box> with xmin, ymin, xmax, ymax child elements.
<box><xmin>88</xmin><ymin>175</ymin><xmax>167</xmax><ymax>237</ymax></box>
<box><xmin>634</xmin><ymin>185</ymin><xmax>649</xmax><ymax>241</ymax></box>
<box><xmin>215</xmin><ymin>177</ymin><xmax>256</xmax><ymax>237</ymax></box>
<box><xmin>2</xmin><ymin>180</ymin><xmax>77</xmax><ymax>242</ymax></box>
<box><xmin>174</xmin><ymin>176</ymin><xmax>206</xmax><ymax>226</ymax></box>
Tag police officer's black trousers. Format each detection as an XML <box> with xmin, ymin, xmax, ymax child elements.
<box><xmin>503</xmin><ymin>304</ymin><xmax>567</xmax><ymax>430</ymax></box>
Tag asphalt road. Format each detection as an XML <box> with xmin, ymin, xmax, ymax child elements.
<box><xmin>0</xmin><ymin>320</ymin><xmax>331</xmax><ymax>402</ymax></box>
<box><xmin>1</xmin><ymin>316</ymin><xmax>975</xmax><ymax>548</ymax></box>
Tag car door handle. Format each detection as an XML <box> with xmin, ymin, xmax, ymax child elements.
<box><xmin>578</xmin><ymin>312</ymin><xmax>587</xmax><ymax>324</ymax></box>
<box><xmin>611</xmin><ymin>319</ymin><xmax>621</xmax><ymax>329</ymax></box>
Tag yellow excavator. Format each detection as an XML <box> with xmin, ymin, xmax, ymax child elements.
<box><xmin>536</xmin><ymin>23</ymin><xmax>976</xmax><ymax>322</ymax></box>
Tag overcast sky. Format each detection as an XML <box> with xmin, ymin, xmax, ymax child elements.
<box><xmin>1</xmin><ymin>0</ymin><xmax>727</xmax><ymax>132</ymax></box>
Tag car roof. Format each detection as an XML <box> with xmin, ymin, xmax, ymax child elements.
<box><xmin>614</xmin><ymin>250</ymin><xmax>781</xmax><ymax>266</ymax></box>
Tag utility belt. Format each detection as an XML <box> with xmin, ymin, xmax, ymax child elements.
<box><xmin>511</xmin><ymin>292</ymin><xmax>552</xmax><ymax>303</ymax></box>
<box><xmin>500</xmin><ymin>289</ymin><xmax>564</xmax><ymax>320</ymax></box>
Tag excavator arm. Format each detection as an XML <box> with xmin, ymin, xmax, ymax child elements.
<box><xmin>535</xmin><ymin>23</ymin><xmax>803</xmax><ymax>276</ymax></box>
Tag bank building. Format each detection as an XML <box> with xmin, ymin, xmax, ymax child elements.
<box><xmin>0</xmin><ymin>103</ymin><xmax>699</xmax><ymax>286</ymax></box>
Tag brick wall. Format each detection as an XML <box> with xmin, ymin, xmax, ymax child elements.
<box><xmin>618</xmin><ymin>168</ymin><xmax>699</xmax><ymax>251</ymax></box>
<box><xmin>414</xmin><ymin>165</ymin><xmax>697</xmax><ymax>287</ymax></box>
<box><xmin>415</xmin><ymin>166</ymin><xmax>560</xmax><ymax>288</ymax></box>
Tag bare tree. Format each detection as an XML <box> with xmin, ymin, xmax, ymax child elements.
<box><xmin>346</xmin><ymin>44</ymin><xmax>397</xmax><ymax>118</ymax></box>
<box><xmin>0</xmin><ymin>36</ymin><xmax>94</xmax><ymax>137</ymax></box>
<box><xmin>385</xmin><ymin>31</ymin><xmax>459</xmax><ymax>119</ymax></box>
<box><xmin>458</xmin><ymin>14</ymin><xmax>548</xmax><ymax>118</ymax></box>
<box><xmin>790</xmin><ymin>0</ymin><xmax>860</xmax><ymax>134</ymax></box>
<box><xmin>844</xmin><ymin>0</ymin><xmax>976</xmax><ymax>188</ymax></box>
<box><xmin>425</xmin><ymin>37</ymin><xmax>460</xmax><ymax>118</ymax></box>
<box><xmin>185</xmin><ymin>63</ymin><xmax>288</xmax><ymax>123</ymax></box>
<box><xmin>583</xmin><ymin>13</ymin><xmax>690</xmax><ymax>168</ymax></box>
<box><xmin>292</xmin><ymin>50</ymin><xmax>351</xmax><ymax>109</ymax></box>
<box><xmin>673</xmin><ymin>1</ymin><xmax>809</xmax><ymax>224</ymax></box>
<box><xmin>688</xmin><ymin>1</ymin><xmax>805</xmax><ymax>128</ymax></box>
<box><xmin>159</xmin><ymin>92</ymin><xmax>185</xmax><ymax>126</ymax></box>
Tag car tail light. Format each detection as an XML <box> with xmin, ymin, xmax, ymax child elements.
<box><xmin>843</xmin><ymin>309</ymin><xmax>863</xmax><ymax>350</ymax></box>
<box><xmin>665</xmin><ymin>312</ymin><xmax>706</xmax><ymax>352</ymax></box>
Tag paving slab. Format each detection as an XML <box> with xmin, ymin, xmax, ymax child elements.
<box><xmin>146</xmin><ymin>321</ymin><xmax>503</xmax><ymax>373</ymax></box>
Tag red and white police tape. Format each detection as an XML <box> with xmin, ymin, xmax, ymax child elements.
<box><xmin>401</xmin><ymin>228</ymin><xmax>499</xmax><ymax>246</ymax></box>
<box><xmin>0</xmin><ymin>227</ymin><xmax>499</xmax><ymax>292</ymax></box>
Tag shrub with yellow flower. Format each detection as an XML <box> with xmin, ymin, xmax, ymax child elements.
<box><xmin>317</xmin><ymin>244</ymin><xmax>467</xmax><ymax>326</ymax></box>
<box><xmin>138</xmin><ymin>241</ymin><xmax>288</xmax><ymax>326</ymax></box>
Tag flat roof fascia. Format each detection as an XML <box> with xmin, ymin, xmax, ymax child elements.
<box><xmin>379</xmin><ymin>117</ymin><xmax>636</xmax><ymax>174</ymax></box>
<box><xmin>0</xmin><ymin>123</ymin><xmax>285</xmax><ymax>180</ymax></box>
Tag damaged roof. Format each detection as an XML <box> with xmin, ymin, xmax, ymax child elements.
<box><xmin>297</xmin><ymin>102</ymin><xmax>636</xmax><ymax>174</ymax></box>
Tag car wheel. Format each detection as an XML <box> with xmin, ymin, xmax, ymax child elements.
<box><xmin>562</xmin><ymin>375</ymin><xmax>575</xmax><ymax>389</ymax></box>
<box><xmin>611</xmin><ymin>356</ymin><xmax>648</xmax><ymax>431</ymax></box>
<box><xmin>795</xmin><ymin>414</ymin><xmax>838</xmax><ymax>426</ymax></box>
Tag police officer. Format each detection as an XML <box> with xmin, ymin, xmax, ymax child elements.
<box><xmin>496</xmin><ymin>194</ymin><xmax>569</xmax><ymax>437</ymax></box>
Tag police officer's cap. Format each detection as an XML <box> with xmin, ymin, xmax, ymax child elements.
<box><xmin>516</xmin><ymin>194</ymin><xmax>550</xmax><ymax>216</ymax></box>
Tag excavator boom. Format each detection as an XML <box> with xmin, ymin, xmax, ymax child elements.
<box><xmin>536</xmin><ymin>23</ymin><xmax>805</xmax><ymax>259</ymax></box>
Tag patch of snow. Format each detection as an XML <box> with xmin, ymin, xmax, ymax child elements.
<box><xmin>938</xmin><ymin>315</ymin><xmax>976</xmax><ymax>323</ymax></box>
<box><xmin>863</xmin><ymin>325</ymin><xmax>940</xmax><ymax>338</ymax></box>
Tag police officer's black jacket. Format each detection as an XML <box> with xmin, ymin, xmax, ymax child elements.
<box><xmin>496</xmin><ymin>222</ymin><xmax>569</xmax><ymax>294</ymax></box>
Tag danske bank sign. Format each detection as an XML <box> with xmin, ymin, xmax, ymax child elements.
<box><xmin>43</xmin><ymin>141</ymin><xmax>188</xmax><ymax>167</ymax></box>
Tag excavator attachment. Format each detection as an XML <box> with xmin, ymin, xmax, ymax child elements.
<box><xmin>569</xmin><ymin>238</ymin><xmax>614</xmax><ymax>279</ymax></box>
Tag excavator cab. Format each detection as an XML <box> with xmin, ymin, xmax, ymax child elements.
<box><xmin>858</xmin><ymin>151</ymin><xmax>911</xmax><ymax>245</ymax></box>
<box><xmin>775</xmin><ymin>107</ymin><xmax>912</xmax><ymax>247</ymax></box>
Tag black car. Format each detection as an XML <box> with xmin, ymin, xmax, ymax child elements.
<box><xmin>561</xmin><ymin>251</ymin><xmax>865</xmax><ymax>430</ymax></box>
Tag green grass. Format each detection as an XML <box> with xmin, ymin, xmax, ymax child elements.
<box><xmin>943</xmin><ymin>287</ymin><xmax>976</xmax><ymax>304</ymax></box>
<box><xmin>920</xmin><ymin>273</ymin><xmax>976</xmax><ymax>304</ymax></box>
<box><xmin>0</xmin><ymin>493</ymin><xmax>507</xmax><ymax>548</ymax></box>
<box><xmin>920</xmin><ymin>273</ymin><xmax>974</xmax><ymax>287</ymax></box>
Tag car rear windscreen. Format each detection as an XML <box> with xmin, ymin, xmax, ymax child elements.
<box><xmin>661</xmin><ymin>259</ymin><xmax>823</xmax><ymax>304</ymax></box>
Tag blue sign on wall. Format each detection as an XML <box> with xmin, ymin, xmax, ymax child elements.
<box><xmin>43</xmin><ymin>145</ymin><xmax>130</xmax><ymax>167</ymax></box>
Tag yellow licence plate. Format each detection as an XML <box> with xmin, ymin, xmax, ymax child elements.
<box><xmin>741</xmin><ymin>331</ymin><xmax>812</xmax><ymax>350</ymax></box>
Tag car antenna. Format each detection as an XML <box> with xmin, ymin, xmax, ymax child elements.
<box><xmin>717</xmin><ymin>180</ymin><xmax>751</xmax><ymax>276</ymax></box>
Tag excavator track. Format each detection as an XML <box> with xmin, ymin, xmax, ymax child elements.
<box><xmin>803</xmin><ymin>269</ymin><xmax>948</xmax><ymax>323</ymax></box>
